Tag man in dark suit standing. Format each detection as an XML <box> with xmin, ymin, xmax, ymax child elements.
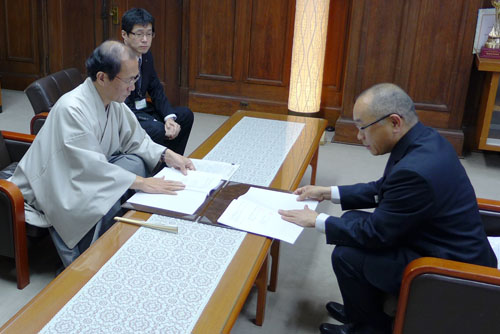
<box><xmin>279</xmin><ymin>83</ymin><xmax>497</xmax><ymax>334</ymax></box>
<box><xmin>121</xmin><ymin>8</ymin><xmax>193</xmax><ymax>155</ymax></box>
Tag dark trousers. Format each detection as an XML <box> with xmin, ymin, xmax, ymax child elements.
<box><xmin>136</xmin><ymin>106</ymin><xmax>194</xmax><ymax>155</ymax></box>
<box><xmin>331</xmin><ymin>211</ymin><xmax>420</xmax><ymax>334</ymax></box>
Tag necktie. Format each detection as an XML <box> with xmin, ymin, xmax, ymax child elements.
<box><xmin>137</xmin><ymin>57</ymin><xmax>142</xmax><ymax>91</ymax></box>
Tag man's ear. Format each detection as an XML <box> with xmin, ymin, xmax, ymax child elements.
<box><xmin>390</xmin><ymin>114</ymin><xmax>404</xmax><ymax>132</ymax></box>
<box><xmin>95</xmin><ymin>71</ymin><xmax>107</xmax><ymax>87</ymax></box>
<box><xmin>121</xmin><ymin>30</ymin><xmax>127</xmax><ymax>41</ymax></box>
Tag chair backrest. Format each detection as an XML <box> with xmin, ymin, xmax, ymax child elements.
<box><xmin>24</xmin><ymin>68</ymin><xmax>83</xmax><ymax>115</ymax></box>
<box><xmin>0</xmin><ymin>132</ymin><xmax>11</xmax><ymax>170</ymax></box>
<box><xmin>400</xmin><ymin>272</ymin><xmax>500</xmax><ymax>334</ymax></box>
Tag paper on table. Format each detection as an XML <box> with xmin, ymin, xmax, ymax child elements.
<box><xmin>191</xmin><ymin>159</ymin><xmax>239</xmax><ymax>180</ymax></box>
<box><xmin>154</xmin><ymin>167</ymin><xmax>223</xmax><ymax>193</ymax></box>
<box><xmin>217</xmin><ymin>187</ymin><xmax>319</xmax><ymax>244</ymax></box>
<box><xmin>218</xmin><ymin>198</ymin><xmax>303</xmax><ymax>244</ymax></box>
<box><xmin>240</xmin><ymin>187</ymin><xmax>319</xmax><ymax>211</ymax></box>
<box><xmin>126</xmin><ymin>167</ymin><xmax>223</xmax><ymax>215</ymax></box>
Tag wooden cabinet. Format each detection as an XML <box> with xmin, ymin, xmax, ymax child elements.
<box><xmin>335</xmin><ymin>0</ymin><xmax>484</xmax><ymax>155</ymax></box>
<box><xmin>475</xmin><ymin>56</ymin><xmax>500</xmax><ymax>151</ymax></box>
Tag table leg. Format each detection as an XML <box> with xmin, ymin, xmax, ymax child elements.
<box><xmin>254</xmin><ymin>255</ymin><xmax>268</xmax><ymax>326</ymax></box>
<box><xmin>310</xmin><ymin>147</ymin><xmax>319</xmax><ymax>185</ymax></box>
<box><xmin>268</xmin><ymin>239</ymin><xmax>280</xmax><ymax>292</ymax></box>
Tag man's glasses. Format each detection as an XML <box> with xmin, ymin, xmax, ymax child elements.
<box><xmin>356</xmin><ymin>113</ymin><xmax>402</xmax><ymax>131</ymax></box>
<box><xmin>115</xmin><ymin>73</ymin><xmax>140</xmax><ymax>85</ymax></box>
<box><xmin>128</xmin><ymin>31</ymin><xmax>155</xmax><ymax>39</ymax></box>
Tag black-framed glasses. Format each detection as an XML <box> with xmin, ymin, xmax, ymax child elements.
<box><xmin>128</xmin><ymin>31</ymin><xmax>155</xmax><ymax>39</ymax></box>
<box><xmin>115</xmin><ymin>73</ymin><xmax>140</xmax><ymax>85</ymax></box>
<box><xmin>357</xmin><ymin>113</ymin><xmax>402</xmax><ymax>131</ymax></box>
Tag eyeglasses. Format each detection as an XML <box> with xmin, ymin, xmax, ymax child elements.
<box><xmin>128</xmin><ymin>31</ymin><xmax>155</xmax><ymax>39</ymax></box>
<box><xmin>356</xmin><ymin>113</ymin><xmax>402</xmax><ymax>131</ymax></box>
<box><xmin>115</xmin><ymin>73</ymin><xmax>140</xmax><ymax>85</ymax></box>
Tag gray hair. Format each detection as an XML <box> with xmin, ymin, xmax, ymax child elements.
<box><xmin>359</xmin><ymin>83</ymin><xmax>418</xmax><ymax>126</ymax></box>
<box><xmin>86</xmin><ymin>40</ymin><xmax>136</xmax><ymax>81</ymax></box>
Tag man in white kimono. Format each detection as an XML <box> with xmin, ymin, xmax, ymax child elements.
<box><xmin>10</xmin><ymin>40</ymin><xmax>194</xmax><ymax>267</ymax></box>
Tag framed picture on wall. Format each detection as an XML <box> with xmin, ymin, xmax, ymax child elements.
<box><xmin>474</xmin><ymin>8</ymin><xmax>496</xmax><ymax>54</ymax></box>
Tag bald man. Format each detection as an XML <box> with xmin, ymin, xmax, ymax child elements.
<box><xmin>279</xmin><ymin>83</ymin><xmax>496</xmax><ymax>334</ymax></box>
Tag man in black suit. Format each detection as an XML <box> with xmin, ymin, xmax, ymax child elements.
<box><xmin>279</xmin><ymin>83</ymin><xmax>497</xmax><ymax>334</ymax></box>
<box><xmin>121</xmin><ymin>8</ymin><xmax>193</xmax><ymax>155</ymax></box>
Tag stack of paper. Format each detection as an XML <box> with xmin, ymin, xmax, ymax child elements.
<box><xmin>126</xmin><ymin>160</ymin><xmax>239</xmax><ymax>215</ymax></box>
<box><xmin>218</xmin><ymin>187</ymin><xmax>318</xmax><ymax>244</ymax></box>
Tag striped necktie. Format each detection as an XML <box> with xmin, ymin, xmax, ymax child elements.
<box><xmin>137</xmin><ymin>57</ymin><xmax>142</xmax><ymax>91</ymax></box>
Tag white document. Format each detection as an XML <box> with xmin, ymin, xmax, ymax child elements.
<box><xmin>191</xmin><ymin>159</ymin><xmax>239</xmax><ymax>180</ymax></box>
<box><xmin>126</xmin><ymin>168</ymin><xmax>223</xmax><ymax>215</ymax></box>
<box><xmin>154</xmin><ymin>167</ymin><xmax>222</xmax><ymax>193</ymax></box>
<box><xmin>218</xmin><ymin>187</ymin><xmax>319</xmax><ymax>244</ymax></box>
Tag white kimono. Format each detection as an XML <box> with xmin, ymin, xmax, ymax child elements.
<box><xmin>10</xmin><ymin>78</ymin><xmax>165</xmax><ymax>248</ymax></box>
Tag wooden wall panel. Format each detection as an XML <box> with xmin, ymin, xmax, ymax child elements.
<box><xmin>47</xmin><ymin>0</ymin><xmax>97</xmax><ymax>74</ymax></box>
<box><xmin>198</xmin><ymin>0</ymin><xmax>236</xmax><ymax>79</ymax></box>
<box><xmin>246</xmin><ymin>0</ymin><xmax>289</xmax><ymax>84</ymax></box>
<box><xmin>336</xmin><ymin>0</ymin><xmax>483</xmax><ymax>155</ymax></box>
<box><xmin>321</xmin><ymin>0</ymin><xmax>350</xmax><ymax>125</ymax></box>
<box><xmin>188</xmin><ymin>0</ymin><xmax>295</xmax><ymax>115</ymax></box>
<box><xmin>0</xmin><ymin>0</ymin><xmax>42</xmax><ymax>89</ymax></box>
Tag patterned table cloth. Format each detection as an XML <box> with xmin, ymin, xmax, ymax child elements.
<box><xmin>40</xmin><ymin>116</ymin><xmax>304</xmax><ymax>333</ymax></box>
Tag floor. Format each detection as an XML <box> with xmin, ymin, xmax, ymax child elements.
<box><xmin>1</xmin><ymin>89</ymin><xmax>499</xmax><ymax>333</ymax></box>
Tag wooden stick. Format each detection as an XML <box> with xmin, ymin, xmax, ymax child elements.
<box><xmin>114</xmin><ymin>217</ymin><xmax>178</xmax><ymax>234</ymax></box>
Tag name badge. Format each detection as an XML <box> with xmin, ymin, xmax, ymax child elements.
<box><xmin>135</xmin><ymin>98</ymin><xmax>147</xmax><ymax>110</ymax></box>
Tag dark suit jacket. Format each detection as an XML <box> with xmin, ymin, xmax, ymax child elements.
<box><xmin>325</xmin><ymin>122</ymin><xmax>496</xmax><ymax>289</ymax></box>
<box><xmin>124</xmin><ymin>51</ymin><xmax>176</xmax><ymax>119</ymax></box>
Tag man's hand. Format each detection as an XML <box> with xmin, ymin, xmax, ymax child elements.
<box><xmin>294</xmin><ymin>185</ymin><xmax>331</xmax><ymax>202</ymax></box>
<box><xmin>278</xmin><ymin>205</ymin><xmax>318</xmax><ymax>228</ymax></box>
<box><xmin>165</xmin><ymin>118</ymin><xmax>181</xmax><ymax>139</ymax></box>
<box><xmin>132</xmin><ymin>176</ymin><xmax>185</xmax><ymax>195</ymax></box>
<box><xmin>163</xmin><ymin>149</ymin><xmax>195</xmax><ymax>175</ymax></box>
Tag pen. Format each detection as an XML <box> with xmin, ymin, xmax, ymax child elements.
<box><xmin>114</xmin><ymin>217</ymin><xmax>178</xmax><ymax>234</ymax></box>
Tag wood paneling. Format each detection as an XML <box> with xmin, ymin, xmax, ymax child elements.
<box><xmin>46</xmin><ymin>0</ymin><xmax>98</xmax><ymax>75</ymax></box>
<box><xmin>0</xmin><ymin>0</ymin><xmax>43</xmax><ymax>89</ymax></box>
<box><xmin>321</xmin><ymin>0</ymin><xmax>350</xmax><ymax>126</ymax></box>
<box><xmin>336</xmin><ymin>0</ymin><xmax>483</xmax><ymax>155</ymax></box>
<box><xmin>188</xmin><ymin>0</ymin><xmax>295</xmax><ymax>115</ymax></box>
<box><xmin>188</xmin><ymin>0</ymin><xmax>350</xmax><ymax>121</ymax></box>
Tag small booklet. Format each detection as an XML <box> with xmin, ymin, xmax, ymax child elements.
<box><xmin>218</xmin><ymin>187</ymin><xmax>319</xmax><ymax>244</ymax></box>
<box><xmin>126</xmin><ymin>160</ymin><xmax>239</xmax><ymax>215</ymax></box>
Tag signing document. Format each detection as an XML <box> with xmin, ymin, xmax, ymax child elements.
<box><xmin>218</xmin><ymin>187</ymin><xmax>318</xmax><ymax>243</ymax></box>
<box><xmin>126</xmin><ymin>165</ymin><xmax>226</xmax><ymax>214</ymax></box>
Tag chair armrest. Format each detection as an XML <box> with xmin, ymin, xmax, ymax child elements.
<box><xmin>30</xmin><ymin>112</ymin><xmax>49</xmax><ymax>135</ymax></box>
<box><xmin>0</xmin><ymin>179</ymin><xmax>25</xmax><ymax>228</ymax></box>
<box><xmin>478</xmin><ymin>198</ymin><xmax>500</xmax><ymax>213</ymax></box>
<box><xmin>394</xmin><ymin>257</ymin><xmax>500</xmax><ymax>334</ymax></box>
<box><xmin>1</xmin><ymin>131</ymin><xmax>35</xmax><ymax>162</ymax></box>
<box><xmin>1</xmin><ymin>131</ymin><xmax>35</xmax><ymax>143</ymax></box>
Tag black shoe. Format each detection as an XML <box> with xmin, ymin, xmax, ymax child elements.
<box><xmin>326</xmin><ymin>301</ymin><xmax>350</xmax><ymax>323</ymax></box>
<box><xmin>319</xmin><ymin>323</ymin><xmax>354</xmax><ymax>334</ymax></box>
<box><xmin>319</xmin><ymin>323</ymin><xmax>390</xmax><ymax>334</ymax></box>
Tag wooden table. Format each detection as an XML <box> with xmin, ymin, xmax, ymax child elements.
<box><xmin>475</xmin><ymin>55</ymin><xmax>500</xmax><ymax>151</ymax></box>
<box><xmin>0</xmin><ymin>111</ymin><xmax>327</xmax><ymax>334</ymax></box>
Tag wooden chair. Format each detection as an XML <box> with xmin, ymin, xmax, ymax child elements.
<box><xmin>0</xmin><ymin>130</ymin><xmax>44</xmax><ymax>289</ymax></box>
<box><xmin>393</xmin><ymin>198</ymin><xmax>500</xmax><ymax>334</ymax></box>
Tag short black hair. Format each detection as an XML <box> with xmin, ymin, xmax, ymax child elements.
<box><xmin>121</xmin><ymin>8</ymin><xmax>155</xmax><ymax>34</ymax></box>
<box><xmin>85</xmin><ymin>41</ymin><xmax>135</xmax><ymax>81</ymax></box>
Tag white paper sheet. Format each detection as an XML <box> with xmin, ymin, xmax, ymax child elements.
<box><xmin>126</xmin><ymin>168</ymin><xmax>223</xmax><ymax>214</ymax></box>
<box><xmin>191</xmin><ymin>159</ymin><xmax>239</xmax><ymax>180</ymax></box>
<box><xmin>218</xmin><ymin>187</ymin><xmax>319</xmax><ymax>244</ymax></box>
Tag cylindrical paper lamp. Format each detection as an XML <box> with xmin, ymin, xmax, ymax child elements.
<box><xmin>288</xmin><ymin>0</ymin><xmax>330</xmax><ymax>116</ymax></box>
